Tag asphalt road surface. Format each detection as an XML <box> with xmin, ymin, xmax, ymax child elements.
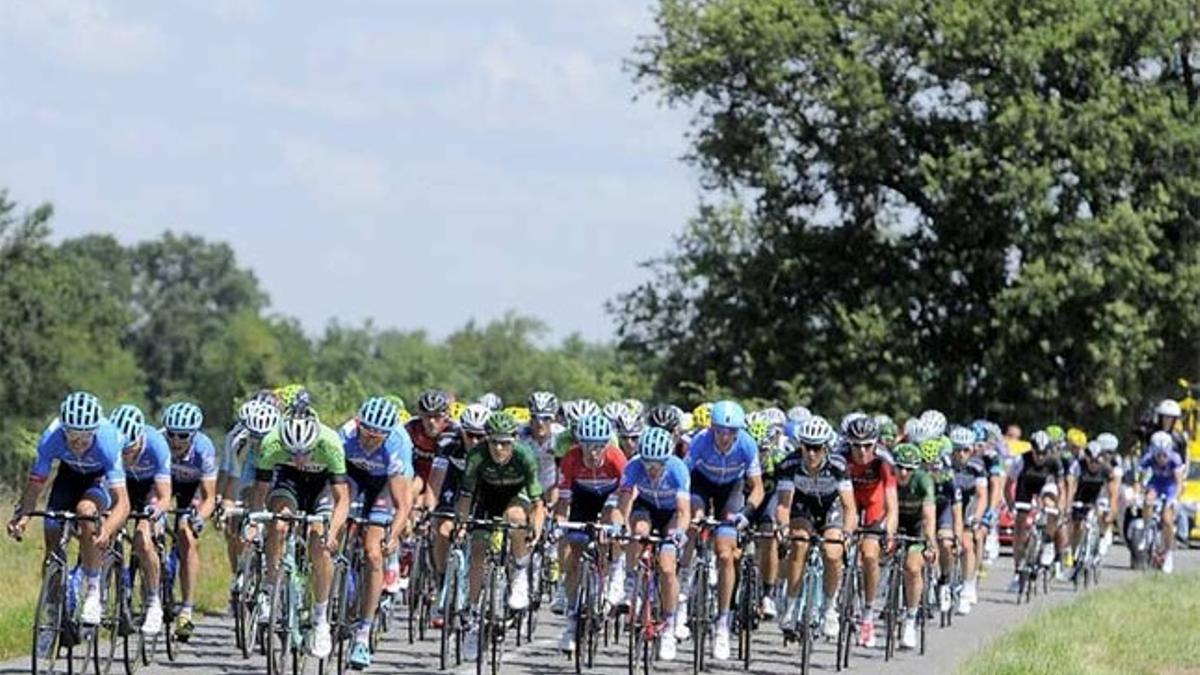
<box><xmin>3</xmin><ymin>546</ymin><xmax>1193</xmax><ymax>675</ymax></box>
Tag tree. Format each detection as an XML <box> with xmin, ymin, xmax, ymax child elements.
<box><xmin>616</xmin><ymin>0</ymin><xmax>1200</xmax><ymax>427</ymax></box>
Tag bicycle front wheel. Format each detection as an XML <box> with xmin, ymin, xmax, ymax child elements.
<box><xmin>266</xmin><ymin>574</ymin><xmax>292</xmax><ymax>675</ymax></box>
<box><xmin>100</xmin><ymin>558</ymin><xmax>124</xmax><ymax>674</ymax></box>
<box><xmin>31</xmin><ymin>564</ymin><xmax>66</xmax><ymax>675</ymax></box>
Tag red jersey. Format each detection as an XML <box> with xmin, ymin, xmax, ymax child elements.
<box><xmin>558</xmin><ymin>444</ymin><xmax>627</xmax><ymax>500</ymax></box>
<box><xmin>405</xmin><ymin>418</ymin><xmax>441</xmax><ymax>482</ymax></box>
<box><xmin>846</xmin><ymin>452</ymin><xmax>896</xmax><ymax>526</ymax></box>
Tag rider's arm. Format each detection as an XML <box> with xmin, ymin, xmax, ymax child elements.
<box><xmin>196</xmin><ymin>477</ymin><xmax>218</xmax><ymax>521</ymax></box>
<box><xmin>671</xmin><ymin>492</ymin><xmax>691</xmax><ymax>535</ymax></box>
<box><xmin>327</xmin><ymin>480</ymin><xmax>351</xmax><ymax>544</ymax></box>
<box><xmin>884</xmin><ymin>484</ymin><xmax>899</xmax><ymax>536</ymax></box>
<box><xmin>531</xmin><ymin>498</ymin><xmax>546</xmax><ymax>541</ymax></box>
<box><xmin>922</xmin><ymin>500</ymin><xmax>937</xmax><ymax>549</ymax></box>
<box><xmin>100</xmin><ymin>484</ymin><xmax>131</xmax><ymax>544</ymax></box>
<box><xmin>951</xmin><ymin>500</ymin><xmax>964</xmax><ymax>543</ymax></box>
<box><xmin>971</xmin><ymin>479</ymin><xmax>987</xmax><ymax>523</ymax></box>
<box><xmin>389</xmin><ymin>474</ymin><xmax>413</xmax><ymax>541</ymax></box>
<box><xmin>839</xmin><ymin>485</ymin><xmax>858</xmax><ymax>536</ymax></box>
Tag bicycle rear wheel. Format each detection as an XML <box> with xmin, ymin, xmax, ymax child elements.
<box><xmin>237</xmin><ymin>554</ymin><xmax>261</xmax><ymax>660</ymax></box>
<box><xmin>31</xmin><ymin>564</ymin><xmax>65</xmax><ymax>675</ymax></box>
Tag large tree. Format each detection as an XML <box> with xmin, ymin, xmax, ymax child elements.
<box><xmin>615</xmin><ymin>0</ymin><xmax>1200</xmax><ymax>427</ymax></box>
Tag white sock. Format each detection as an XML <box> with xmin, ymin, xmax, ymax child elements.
<box><xmin>314</xmin><ymin>602</ymin><xmax>328</xmax><ymax>625</ymax></box>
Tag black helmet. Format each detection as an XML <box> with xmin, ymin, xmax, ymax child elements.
<box><xmin>647</xmin><ymin>404</ymin><xmax>681</xmax><ymax>432</ymax></box>
<box><xmin>417</xmin><ymin>389</ymin><xmax>450</xmax><ymax>415</ymax></box>
<box><xmin>528</xmin><ymin>391</ymin><xmax>559</xmax><ymax>417</ymax></box>
<box><xmin>844</xmin><ymin>416</ymin><xmax>879</xmax><ymax>443</ymax></box>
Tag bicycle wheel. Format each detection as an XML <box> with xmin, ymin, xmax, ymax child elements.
<box><xmin>266</xmin><ymin>573</ymin><xmax>292</xmax><ymax>675</ymax></box>
<box><xmin>836</xmin><ymin>562</ymin><xmax>858</xmax><ymax>671</ymax></box>
<box><xmin>122</xmin><ymin>559</ymin><xmax>148</xmax><ymax>675</ymax></box>
<box><xmin>691</xmin><ymin>561</ymin><xmax>708</xmax><ymax>675</ymax></box>
<box><xmin>737</xmin><ymin>561</ymin><xmax>756</xmax><ymax>671</ymax></box>
<box><xmin>799</xmin><ymin>621</ymin><xmax>812</xmax><ymax>675</ymax></box>
<box><xmin>439</xmin><ymin>562</ymin><xmax>458</xmax><ymax>671</ymax></box>
<box><xmin>882</xmin><ymin>561</ymin><xmax>899</xmax><ymax>661</ymax></box>
<box><xmin>162</xmin><ymin>566</ymin><xmax>177</xmax><ymax>663</ymax></box>
<box><xmin>31</xmin><ymin>563</ymin><xmax>65</xmax><ymax>675</ymax></box>
<box><xmin>237</xmin><ymin>553</ymin><xmax>261</xmax><ymax>660</ymax></box>
<box><xmin>574</xmin><ymin>574</ymin><xmax>589</xmax><ymax>674</ymax></box>
<box><xmin>329</xmin><ymin>562</ymin><xmax>351</xmax><ymax>675</ymax></box>
<box><xmin>407</xmin><ymin>540</ymin><xmax>423</xmax><ymax>645</ymax></box>
<box><xmin>100</xmin><ymin>558</ymin><xmax>123</xmax><ymax>674</ymax></box>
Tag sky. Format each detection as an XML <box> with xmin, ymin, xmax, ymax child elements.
<box><xmin>0</xmin><ymin>0</ymin><xmax>698</xmax><ymax>342</ymax></box>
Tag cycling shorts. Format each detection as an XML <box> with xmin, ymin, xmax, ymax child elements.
<box><xmin>269</xmin><ymin>466</ymin><xmax>334</xmax><ymax>516</ymax></box>
<box><xmin>788</xmin><ymin>498</ymin><xmax>845</xmax><ymax>534</ymax></box>
<box><xmin>47</xmin><ymin>465</ymin><xmax>111</xmax><ymax>526</ymax></box>
<box><xmin>689</xmin><ymin>471</ymin><xmax>744</xmax><ymax>538</ymax></box>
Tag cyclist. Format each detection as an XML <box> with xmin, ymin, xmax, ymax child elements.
<box><xmin>646</xmin><ymin>404</ymin><xmax>689</xmax><ymax>459</ymax></box>
<box><xmin>110</xmin><ymin>404</ymin><xmax>172</xmax><ymax>635</ymax></box>
<box><xmin>923</xmin><ymin>438</ymin><xmax>963</xmax><ymax>617</ymax></box>
<box><xmin>340</xmin><ymin>396</ymin><xmax>415</xmax><ymax>668</ymax></box>
<box><xmin>1064</xmin><ymin>440</ymin><xmax>1119</xmax><ymax>571</ymax></box>
<box><xmin>891</xmin><ymin>442</ymin><xmax>936</xmax><ymax>650</ymax></box>
<box><xmin>456</xmin><ymin>411</ymin><xmax>546</xmax><ymax>661</ymax></box>
<box><xmin>776</xmin><ymin>415</ymin><xmax>858</xmax><ymax>638</ymax></box>
<box><xmin>746</xmin><ymin>417</ymin><xmax>787</xmax><ymax>620</ymax></box>
<box><xmin>1006</xmin><ymin>430</ymin><xmax>1065</xmax><ymax>592</ymax></box>
<box><xmin>247</xmin><ymin>410</ymin><xmax>351</xmax><ymax>659</ymax></box>
<box><xmin>1094</xmin><ymin>432</ymin><xmax>1123</xmax><ymax>554</ymax></box>
<box><xmin>949</xmin><ymin>426</ymin><xmax>987</xmax><ymax>614</ymax></box>
<box><xmin>684</xmin><ymin>400</ymin><xmax>764</xmax><ymax>661</ymax></box>
<box><xmin>1141</xmin><ymin>399</ymin><xmax>1188</xmax><ymax>464</ymax></box>
<box><xmin>217</xmin><ymin>399</ymin><xmax>280</xmax><ymax>608</ymax></box>
<box><xmin>519</xmin><ymin>391</ymin><xmax>566</xmax><ymax>610</ymax></box>
<box><xmin>556</xmin><ymin>414</ymin><xmax>628</xmax><ymax>653</ymax></box>
<box><xmin>8</xmin><ymin>392</ymin><xmax>130</xmax><ymax>627</ymax></box>
<box><xmin>555</xmin><ymin>399</ymin><xmax>600</xmax><ymax>462</ymax></box>
<box><xmin>478</xmin><ymin>392</ymin><xmax>503</xmax><ymax>412</ymax></box>
<box><xmin>842</xmin><ymin>415</ymin><xmax>897</xmax><ymax>646</ymax></box>
<box><xmin>614</xmin><ymin>410</ymin><xmax>645</xmax><ymax>460</ymax></box>
<box><xmin>406</xmin><ymin>389</ymin><xmax>456</xmax><ymax>501</ymax></box>
<box><xmin>616</xmin><ymin>426</ymin><xmax>691</xmax><ymax>661</ymax></box>
<box><xmin>428</xmin><ymin>402</ymin><xmax>491</xmax><ymax>628</ymax></box>
<box><xmin>160</xmin><ymin>401</ymin><xmax>218</xmax><ymax>640</ymax></box>
<box><xmin>1138</xmin><ymin>430</ymin><xmax>1184</xmax><ymax>573</ymax></box>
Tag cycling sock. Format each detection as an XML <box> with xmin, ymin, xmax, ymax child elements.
<box><xmin>905</xmin><ymin>607</ymin><xmax>918</xmax><ymax>620</ymax></box>
<box><xmin>355</xmin><ymin>621</ymin><xmax>371</xmax><ymax>642</ymax></box>
<box><xmin>314</xmin><ymin>601</ymin><xmax>328</xmax><ymax>625</ymax></box>
<box><xmin>763</xmin><ymin>583</ymin><xmax>775</xmax><ymax>597</ymax></box>
<box><xmin>862</xmin><ymin>608</ymin><xmax>875</xmax><ymax>622</ymax></box>
<box><xmin>84</xmin><ymin>568</ymin><xmax>101</xmax><ymax>590</ymax></box>
<box><xmin>147</xmin><ymin>591</ymin><xmax>160</xmax><ymax>605</ymax></box>
<box><xmin>515</xmin><ymin>554</ymin><xmax>531</xmax><ymax>569</ymax></box>
<box><xmin>718</xmin><ymin>611</ymin><xmax>731</xmax><ymax>629</ymax></box>
<box><xmin>181</xmin><ymin>603</ymin><xmax>193</xmax><ymax>618</ymax></box>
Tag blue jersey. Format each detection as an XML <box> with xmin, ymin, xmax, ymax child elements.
<box><xmin>339</xmin><ymin>421</ymin><xmax>415</xmax><ymax>480</ymax></box>
<box><xmin>1139</xmin><ymin>451</ymin><xmax>1183</xmax><ymax>498</ymax></box>
<box><xmin>620</xmin><ymin>456</ymin><xmax>690</xmax><ymax>511</ymax></box>
<box><xmin>686</xmin><ymin>428</ymin><xmax>762</xmax><ymax>485</ymax></box>
<box><xmin>33</xmin><ymin>419</ymin><xmax>126</xmax><ymax>487</ymax></box>
<box><xmin>124</xmin><ymin>426</ymin><xmax>172</xmax><ymax>482</ymax></box>
<box><xmin>168</xmin><ymin>432</ymin><xmax>218</xmax><ymax>484</ymax></box>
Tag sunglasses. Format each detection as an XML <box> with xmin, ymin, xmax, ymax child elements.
<box><xmin>643</xmin><ymin>459</ymin><xmax>666</xmax><ymax>468</ymax></box>
<box><xmin>420</xmin><ymin>412</ymin><xmax>449</xmax><ymax>421</ymax></box>
<box><xmin>358</xmin><ymin>423</ymin><xmax>388</xmax><ymax>437</ymax></box>
<box><xmin>802</xmin><ymin>444</ymin><xmax>826</xmax><ymax>453</ymax></box>
<box><xmin>850</xmin><ymin>441</ymin><xmax>875</xmax><ymax>449</ymax></box>
<box><xmin>65</xmin><ymin>429</ymin><xmax>96</xmax><ymax>442</ymax></box>
<box><xmin>465</xmin><ymin>431</ymin><xmax>487</xmax><ymax>441</ymax></box>
<box><xmin>896</xmin><ymin>465</ymin><xmax>917</xmax><ymax>472</ymax></box>
<box><xmin>583</xmin><ymin>442</ymin><xmax>608</xmax><ymax>452</ymax></box>
<box><xmin>167</xmin><ymin>431</ymin><xmax>194</xmax><ymax>441</ymax></box>
<box><xmin>954</xmin><ymin>446</ymin><xmax>971</xmax><ymax>452</ymax></box>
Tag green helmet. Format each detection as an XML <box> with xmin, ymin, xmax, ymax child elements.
<box><xmin>486</xmin><ymin>411</ymin><xmax>519</xmax><ymax>439</ymax></box>
<box><xmin>747</xmin><ymin>417</ymin><xmax>771</xmax><ymax>446</ymax></box>
<box><xmin>878</xmin><ymin>420</ymin><xmax>899</xmax><ymax>444</ymax></box>
<box><xmin>919</xmin><ymin>439</ymin><xmax>942</xmax><ymax>464</ymax></box>
<box><xmin>893</xmin><ymin>442</ymin><xmax>921</xmax><ymax>468</ymax></box>
<box><xmin>1045</xmin><ymin>424</ymin><xmax>1065</xmax><ymax>443</ymax></box>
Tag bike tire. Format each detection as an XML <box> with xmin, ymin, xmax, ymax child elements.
<box><xmin>883</xmin><ymin>564</ymin><xmax>898</xmax><ymax>661</ymax></box>
<box><xmin>440</xmin><ymin>566</ymin><xmax>457</xmax><ymax>671</ymax></box>
<box><xmin>692</xmin><ymin>562</ymin><xmax>707</xmax><ymax>675</ymax></box>
<box><xmin>162</xmin><ymin>568</ymin><xmax>177</xmax><ymax>664</ymax></box>
<box><xmin>31</xmin><ymin>563</ymin><xmax>65</xmax><ymax>675</ymax></box>
<box><xmin>574</xmin><ymin>575</ymin><xmax>588</xmax><ymax>674</ymax></box>
<box><xmin>122</xmin><ymin>560</ymin><xmax>147</xmax><ymax>675</ymax></box>
<box><xmin>100</xmin><ymin>557</ymin><xmax>123</xmax><ymax>674</ymax></box>
<box><xmin>799</xmin><ymin>624</ymin><xmax>812</xmax><ymax>675</ymax></box>
<box><xmin>237</xmin><ymin>554</ymin><xmax>260</xmax><ymax>660</ymax></box>
<box><xmin>265</xmin><ymin>573</ymin><xmax>291</xmax><ymax>675</ymax></box>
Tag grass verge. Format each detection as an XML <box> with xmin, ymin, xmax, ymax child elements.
<box><xmin>960</xmin><ymin>569</ymin><xmax>1200</xmax><ymax>675</ymax></box>
<box><xmin>0</xmin><ymin>503</ymin><xmax>234</xmax><ymax>661</ymax></box>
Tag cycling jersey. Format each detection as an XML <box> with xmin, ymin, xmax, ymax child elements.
<box><xmin>169</xmin><ymin>431</ymin><xmax>218</xmax><ymax>484</ymax></box>
<box><xmin>951</xmin><ymin>456</ymin><xmax>987</xmax><ymax>505</ymax></box>
<box><xmin>686</xmin><ymin>429</ymin><xmax>762</xmax><ymax>484</ymax></box>
<box><xmin>340</xmin><ymin>421</ymin><xmax>413</xmax><ymax>523</ymax></box>
<box><xmin>32</xmin><ymin>419</ymin><xmax>125</xmax><ymax>487</ymax></box>
<box><xmin>845</xmin><ymin>450</ymin><xmax>896</xmax><ymax>527</ymax></box>
<box><xmin>558</xmin><ymin>444</ymin><xmax>626</xmax><ymax>525</ymax></box>
<box><xmin>460</xmin><ymin>441</ymin><xmax>543</xmax><ymax>518</ymax></box>
<box><xmin>1138</xmin><ymin>451</ymin><xmax>1183</xmax><ymax>500</ymax></box>
<box><xmin>256</xmin><ymin>424</ymin><xmax>347</xmax><ymax>515</ymax></box>
<box><xmin>896</xmin><ymin>469</ymin><xmax>935</xmax><ymax>536</ymax></box>
<box><xmin>777</xmin><ymin>452</ymin><xmax>852</xmax><ymax>530</ymax></box>
<box><xmin>221</xmin><ymin>423</ymin><xmax>260</xmax><ymax>491</ymax></box>
<box><xmin>124</xmin><ymin>426</ymin><xmax>172</xmax><ymax>483</ymax></box>
<box><xmin>933</xmin><ymin>471</ymin><xmax>962</xmax><ymax>531</ymax></box>
<box><xmin>405</xmin><ymin>417</ymin><xmax>457</xmax><ymax>482</ymax></box>
<box><xmin>1008</xmin><ymin>454</ymin><xmax>1064</xmax><ymax>503</ymax></box>
<box><xmin>431</xmin><ymin>434</ymin><xmax>475</xmax><ymax>510</ymax></box>
<box><xmin>620</xmin><ymin>456</ymin><xmax>690</xmax><ymax>512</ymax></box>
<box><xmin>1069</xmin><ymin>458</ymin><xmax>1113</xmax><ymax>513</ymax></box>
<box><xmin>518</xmin><ymin>424</ymin><xmax>562</xmax><ymax>495</ymax></box>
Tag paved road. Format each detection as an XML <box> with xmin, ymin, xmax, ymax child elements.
<box><xmin>3</xmin><ymin>546</ymin><xmax>1193</xmax><ymax>675</ymax></box>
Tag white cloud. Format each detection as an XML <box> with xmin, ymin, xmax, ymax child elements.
<box><xmin>0</xmin><ymin>0</ymin><xmax>166</xmax><ymax>72</ymax></box>
<box><xmin>252</xmin><ymin>82</ymin><xmax>383</xmax><ymax>122</ymax></box>
<box><xmin>279</xmin><ymin>137</ymin><xmax>389</xmax><ymax>210</ymax></box>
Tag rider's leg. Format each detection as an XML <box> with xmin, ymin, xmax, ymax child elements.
<box><xmin>859</xmin><ymin>535</ymin><xmax>881</xmax><ymax>610</ymax></box>
<box><xmin>715</xmin><ymin>534</ymin><xmax>737</xmax><ymax>614</ymax></box>
<box><xmin>902</xmin><ymin>549</ymin><xmax>923</xmax><ymax>612</ymax></box>
<box><xmin>358</xmin><ymin>525</ymin><xmax>386</xmax><ymax>630</ymax></box>
<box><xmin>821</xmin><ymin>528</ymin><xmax>844</xmax><ymax>600</ymax></box>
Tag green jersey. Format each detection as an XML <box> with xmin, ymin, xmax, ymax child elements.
<box><xmin>896</xmin><ymin>469</ymin><xmax>935</xmax><ymax>533</ymax></box>
<box><xmin>461</xmin><ymin>440</ymin><xmax>544</xmax><ymax>501</ymax></box>
<box><xmin>255</xmin><ymin>424</ymin><xmax>347</xmax><ymax>478</ymax></box>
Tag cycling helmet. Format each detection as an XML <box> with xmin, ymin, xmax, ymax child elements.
<box><xmin>840</xmin><ymin>412</ymin><xmax>869</xmax><ymax>434</ymax></box>
<box><xmin>1066</xmin><ymin>427</ymin><xmax>1087</xmax><ymax>448</ymax></box>
<box><xmin>162</xmin><ymin>402</ymin><xmax>203</xmax><ymax>432</ymax></box>
<box><xmin>1045</xmin><ymin>424</ymin><xmax>1065</xmax><ymax>444</ymax></box>
<box><xmin>970</xmin><ymin>420</ymin><xmax>989</xmax><ymax>443</ymax></box>
<box><xmin>418</xmin><ymin>390</ymin><xmax>450</xmax><ymax>415</ymax></box>
<box><xmin>251</xmin><ymin>388</ymin><xmax>284</xmax><ymax>410</ymax></box>
<box><xmin>358</xmin><ymin>397</ymin><xmax>399</xmax><ymax>432</ymax></box>
<box><xmin>385</xmin><ymin>393</ymin><xmax>407</xmax><ymax>413</ymax></box>
<box><xmin>1149</xmin><ymin>430</ymin><xmax>1175</xmax><ymax>455</ymax></box>
<box><xmin>904</xmin><ymin>418</ymin><xmax>931</xmax><ymax>444</ymax></box>
<box><xmin>638</xmin><ymin>427</ymin><xmax>674</xmax><ymax>461</ymax></box>
<box><xmin>528</xmin><ymin>391</ymin><xmax>559</xmax><ymax>418</ymax></box>
<box><xmin>747</xmin><ymin>417</ymin><xmax>771</xmax><ymax>446</ymax></box>
<box><xmin>577</xmin><ymin>414</ymin><xmax>613</xmax><ymax>444</ymax></box>
<box><xmin>478</xmin><ymin>392</ymin><xmax>503</xmax><ymax>411</ymax></box>
<box><xmin>1156</xmin><ymin>398</ymin><xmax>1182</xmax><ymax>419</ymax></box>
<box><xmin>109</xmin><ymin>404</ymin><xmax>145</xmax><ymax>447</ymax></box>
<box><xmin>448</xmin><ymin>400</ymin><xmax>466</xmax><ymax>422</ymax></box>
<box><xmin>486</xmin><ymin>411</ymin><xmax>519</xmax><ymax>440</ymax></box>
<box><xmin>61</xmin><ymin>391</ymin><xmax>104</xmax><ymax>430</ymax></box>
<box><xmin>503</xmin><ymin>406</ymin><xmax>532</xmax><ymax>424</ymax></box>
<box><xmin>762</xmin><ymin>407</ymin><xmax>788</xmax><ymax>428</ymax></box>
<box><xmin>647</xmin><ymin>404</ymin><xmax>682</xmax><ymax>432</ymax></box>
<box><xmin>873</xmin><ymin>414</ymin><xmax>894</xmax><ymax>430</ymax></box>
<box><xmin>1095</xmin><ymin>432</ymin><xmax>1119</xmax><ymax>453</ymax></box>
<box><xmin>274</xmin><ymin>384</ymin><xmax>306</xmax><ymax>410</ymax></box>
<box><xmin>564</xmin><ymin>399</ymin><xmax>600</xmax><ymax>424</ymax></box>
<box><xmin>286</xmin><ymin>388</ymin><xmax>312</xmax><ymax>416</ymax></box>
<box><xmin>614</xmin><ymin>411</ymin><xmax>645</xmax><ymax>438</ymax></box>
<box><xmin>1030</xmin><ymin>430</ymin><xmax>1052</xmax><ymax>453</ymax></box>
<box><xmin>240</xmin><ymin>400</ymin><xmax>280</xmax><ymax>436</ymax></box>
<box><xmin>281</xmin><ymin>414</ymin><xmax>321</xmax><ymax>452</ymax></box>
<box><xmin>1084</xmin><ymin>441</ymin><xmax>1103</xmax><ymax>459</ymax></box>
<box><xmin>919</xmin><ymin>410</ymin><xmax>947</xmax><ymax>437</ymax></box>
<box><xmin>949</xmin><ymin>425</ymin><xmax>975</xmax><ymax>449</ymax></box>
<box><xmin>711</xmin><ymin>400</ymin><xmax>746</xmax><ymax>429</ymax></box>
<box><xmin>893</xmin><ymin>443</ymin><xmax>921</xmax><ymax>468</ymax></box>
<box><xmin>459</xmin><ymin>403</ymin><xmax>492</xmax><ymax>433</ymax></box>
<box><xmin>795</xmin><ymin>416</ymin><xmax>834</xmax><ymax>446</ymax></box>
<box><xmin>692</xmin><ymin>403</ymin><xmax>713</xmax><ymax>429</ymax></box>
<box><xmin>603</xmin><ymin>401</ymin><xmax>630</xmax><ymax>422</ymax></box>
<box><xmin>918</xmin><ymin>438</ymin><xmax>942</xmax><ymax>464</ymax></box>
<box><xmin>844</xmin><ymin>415</ymin><xmax>879</xmax><ymax>443</ymax></box>
<box><xmin>679</xmin><ymin>412</ymin><xmax>695</xmax><ymax>431</ymax></box>
<box><xmin>786</xmin><ymin>406</ymin><xmax>812</xmax><ymax>423</ymax></box>
<box><xmin>878</xmin><ymin>419</ymin><xmax>899</xmax><ymax>443</ymax></box>
<box><xmin>623</xmin><ymin>399</ymin><xmax>645</xmax><ymax>417</ymax></box>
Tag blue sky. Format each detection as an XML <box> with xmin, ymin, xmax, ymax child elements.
<box><xmin>0</xmin><ymin>0</ymin><xmax>697</xmax><ymax>341</ymax></box>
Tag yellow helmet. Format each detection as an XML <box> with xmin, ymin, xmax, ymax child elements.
<box><xmin>274</xmin><ymin>384</ymin><xmax>306</xmax><ymax>410</ymax></box>
<box><xmin>692</xmin><ymin>403</ymin><xmax>713</xmax><ymax>429</ymax></box>
<box><xmin>679</xmin><ymin>412</ymin><xmax>695</xmax><ymax>432</ymax></box>
<box><xmin>398</xmin><ymin>408</ymin><xmax>412</xmax><ymax>425</ymax></box>
<box><xmin>504</xmin><ymin>406</ymin><xmax>532</xmax><ymax>424</ymax></box>
<box><xmin>1066</xmin><ymin>427</ymin><xmax>1088</xmax><ymax>449</ymax></box>
<box><xmin>448</xmin><ymin>400</ymin><xmax>467</xmax><ymax>422</ymax></box>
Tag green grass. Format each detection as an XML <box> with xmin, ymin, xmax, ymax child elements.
<box><xmin>0</xmin><ymin>503</ymin><xmax>234</xmax><ymax>661</ymax></box>
<box><xmin>960</xmin><ymin>570</ymin><xmax>1200</xmax><ymax>675</ymax></box>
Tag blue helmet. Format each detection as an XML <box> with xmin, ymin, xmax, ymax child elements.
<box><xmin>970</xmin><ymin>420</ymin><xmax>989</xmax><ymax>443</ymax></box>
<box><xmin>162</xmin><ymin>402</ymin><xmax>203</xmax><ymax>432</ymax></box>
<box><xmin>638</xmin><ymin>427</ymin><xmax>674</xmax><ymax>461</ymax></box>
<box><xmin>711</xmin><ymin>400</ymin><xmax>746</xmax><ymax>429</ymax></box>
<box><xmin>109</xmin><ymin>404</ymin><xmax>145</xmax><ymax>447</ymax></box>
<box><xmin>358</xmin><ymin>397</ymin><xmax>399</xmax><ymax>432</ymax></box>
<box><xmin>576</xmin><ymin>414</ymin><xmax>613</xmax><ymax>444</ymax></box>
<box><xmin>61</xmin><ymin>391</ymin><xmax>103</xmax><ymax>430</ymax></box>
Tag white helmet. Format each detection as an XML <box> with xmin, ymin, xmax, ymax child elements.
<box><xmin>1156</xmin><ymin>399</ymin><xmax>1182</xmax><ymax>419</ymax></box>
<box><xmin>1095</xmin><ymin>432</ymin><xmax>1119</xmax><ymax>453</ymax></box>
<box><xmin>459</xmin><ymin>403</ymin><xmax>492</xmax><ymax>433</ymax></box>
<box><xmin>919</xmin><ymin>410</ymin><xmax>947</xmax><ymax>437</ymax></box>
<box><xmin>1149</xmin><ymin>430</ymin><xmax>1175</xmax><ymax>455</ymax></box>
<box><xmin>786</xmin><ymin>406</ymin><xmax>812</xmax><ymax>423</ymax></box>
<box><xmin>281</xmin><ymin>415</ymin><xmax>320</xmax><ymax>452</ymax></box>
<box><xmin>795</xmin><ymin>416</ymin><xmax>834</xmax><ymax>446</ymax></box>
<box><xmin>240</xmin><ymin>400</ymin><xmax>281</xmax><ymax>436</ymax></box>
